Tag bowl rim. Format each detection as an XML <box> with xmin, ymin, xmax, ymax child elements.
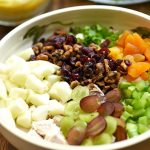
<box><xmin>0</xmin><ymin>5</ymin><xmax>150</xmax><ymax>150</ymax></box>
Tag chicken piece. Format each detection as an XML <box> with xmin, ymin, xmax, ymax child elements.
<box><xmin>28</xmin><ymin>129</ymin><xmax>43</xmax><ymax>140</ymax></box>
<box><xmin>31</xmin><ymin>119</ymin><xmax>67</xmax><ymax>144</ymax></box>
<box><xmin>45</xmin><ymin>132</ymin><xmax>67</xmax><ymax>144</ymax></box>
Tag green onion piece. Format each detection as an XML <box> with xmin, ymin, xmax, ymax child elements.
<box><xmin>126</xmin><ymin>123</ymin><xmax>138</xmax><ymax>138</ymax></box>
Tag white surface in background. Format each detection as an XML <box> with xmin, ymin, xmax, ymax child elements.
<box><xmin>89</xmin><ymin>0</ymin><xmax>150</xmax><ymax>5</ymax></box>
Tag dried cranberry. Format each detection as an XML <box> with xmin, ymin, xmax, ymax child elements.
<box><xmin>115</xmin><ymin>59</ymin><xmax>123</xmax><ymax>65</ymax></box>
<box><xmin>29</xmin><ymin>55</ymin><xmax>36</xmax><ymax>61</ymax></box>
<box><xmin>50</xmin><ymin>36</ymin><xmax>66</xmax><ymax>48</ymax></box>
<box><xmin>71</xmin><ymin>73</ymin><xmax>79</xmax><ymax>80</ymax></box>
<box><xmin>124</xmin><ymin>60</ymin><xmax>131</xmax><ymax>66</ymax></box>
<box><xmin>66</xmin><ymin>35</ymin><xmax>77</xmax><ymax>45</ymax></box>
<box><xmin>99</xmin><ymin>47</ymin><xmax>110</xmax><ymax>57</ymax></box>
<box><xmin>80</xmin><ymin>55</ymin><xmax>89</xmax><ymax>63</ymax></box>
<box><xmin>81</xmin><ymin>47</ymin><xmax>95</xmax><ymax>57</ymax></box>
<box><xmin>70</xmin><ymin>57</ymin><xmax>77</xmax><ymax>65</ymax></box>
<box><xmin>100</xmin><ymin>39</ymin><xmax>110</xmax><ymax>48</ymax></box>
<box><xmin>109</xmin><ymin>59</ymin><xmax>117</xmax><ymax>71</ymax></box>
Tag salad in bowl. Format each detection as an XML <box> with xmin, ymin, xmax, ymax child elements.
<box><xmin>0</xmin><ymin>5</ymin><xmax>150</xmax><ymax>150</ymax></box>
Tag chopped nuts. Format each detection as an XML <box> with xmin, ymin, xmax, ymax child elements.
<box><xmin>30</xmin><ymin>31</ymin><xmax>129</xmax><ymax>93</ymax></box>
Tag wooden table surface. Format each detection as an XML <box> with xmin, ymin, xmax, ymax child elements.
<box><xmin>0</xmin><ymin>0</ymin><xmax>150</xmax><ymax>150</ymax></box>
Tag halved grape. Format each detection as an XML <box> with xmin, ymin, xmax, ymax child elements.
<box><xmin>64</xmin><ymin>101</ymin><xmax>81</xmax><ymax>119</ymax></box>
<box><xmin>74</xmin><ymin>120</ymin><xmax>87</xmax><ymax>128</ymax></box>
<box><xmin>113</xmin><ymin>103</ymin><xmax>124</xmax><ymax>118</ymax></box>
<box><xmin>60</xmin><ymin>117</ymin><xmax>74</xmax><ymax>137</ymax></box>
<box><xmin>67</xmin><ymin>126</ymin><xmax>86</xmax><ymax>145</ymax></box>
<box><xmin>80</xmin><ymin>95</ymin><xmax>100</xmax><ymax>113</ymax></box>
<box><xmin>81</xmin><ymin>138</ymin><xmax>93</xmax><ymax>146</ymax></box>
<box><xmin>104</xmin><ymin>116</ymin><xmax>117</xmax><ymax>134</ymax></box>
<box><xmin>71</xmin><ymin>85</ymin><xmax>89</xmax><ymax>101</ymax></box>
<box><xmin>86</xmin><ymin>116</ymin><xmax>106</xmax><ymax>137</ymax></box>
<box><xmin>79</xmin><ymin>112</ymin><xmax>99</xmax><ymax>123</ymax></box>
<box><xmin>97</xmin><ymin>101</ymin><xmax>114</xmax><ymax>116</ymax></box>
<box><xmin>114</xmin><ymin>126</ymin><xmax>127</xmax><ymax>141</ymax></box>
<box><xmin>115</xmin><ymin>118</ymin><xmax>126</xmax><ymax>128</ymax></box>
<box><xmin>105</xmin><ymin>88</ymin><xmax>121</xmax><ymax>102</ymax></box>
<box><xmin>93</xmin><ymin>133</ymin><xmax>113</xmax><ymax>145</ymax></box>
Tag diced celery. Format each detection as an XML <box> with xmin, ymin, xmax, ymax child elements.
<box><xmin>127</xmin><ymin>119</ymin><xmax>136</xmax><ymax>124</ymax></box>
<box><xmin>119</xmin><ymin>81</ymin><xmax>132</xmax><ymax>89</ymax></box>
<box><xmin>93</xmin><ymin>133</ymin><xmax>112</xmax><ymax>145</ymax></box>
<box><xmin>138</xmin><ymin>124</ymin><xmax>149</xmax><ymax>134</ymax></box>
<box><xmin>145</xmin><ymin>107</ymin><xmax>150</xmax><ymax>119</ymax></box>
<box><xmin>60</xmin><ymin>117</ymin><xmax>74</xmax><ymax>137</ymax></box>
<box><xmin>126</xmin><ymin>123</ymin><xmax>138</xmax><ymax>138</ymax></box>
<box><xmin>133</xmin><ymin>109</ymin><xmax>146</xmax><ymax>118</ymax></box>
<box><xmin>123</xmin><ymin>86</ymin><xmax>135</xmax><ymax>98</ymax></box>
<box><xmin>132</xmin><ymin>90</ymin><xmax>143</xmax><ymax>100</ymax></box>
<box><xmin>125</xmin><ymin>105</ymin><xmax>133</xmax><ymax>113</ymax></box>
<box><xmin>125</xmin><ymin>99</ymin><xmax>133</xmax><ymax>105</ymax></box>
<box><xmin>121</xmin><ymin>111</ymin><xmax>132</xmax><ymax>121</ymax></box>
<box><xmin>134</xmin><ymin>80</ymin><xmax>149</xmax><ymax>91</ymax></box>
<box><xmin>132</xmin><ymin>99</ymin><xmax>146</xmax><ymax>109</ymax></box>
<box><xmin>138</xmin><ymin>116</ymin><xmax>148</xmax><ymax>125</ymax></box>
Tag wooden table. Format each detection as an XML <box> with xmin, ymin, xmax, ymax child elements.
<box><xmin>0</xmin><ymin>0</ymin><xmax>150</xmax><ymax>150</ymax></box>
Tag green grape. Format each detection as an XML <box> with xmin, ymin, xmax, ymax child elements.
<box><xmin>71</xmin><ymin>85</ymin><xmax>89</xmax><ymax>101</ymax></box>
<box><xmin>104</xmin><ymin>116</ymin><xmax>117</xmax><ymax>134</ymax></box>
<box><xmin>93</xmin><ymin>133</ymin><xmax>112</xmax><ymax>145</ymax></box>
<box><xmin>64</xmin><ymin>101</ymin><xmax>82</xmax><ymax>119</ymax></box>
<box><xmin>79</xmin><ymin>112</ymin><xmax>99</xmax><ymax>123</ymax></box>
<box><xmin>81</xmin><ymin>138</ymin><xmax>93</xmax><ymax>146</ymax></box>
<box><xmin>60</xmin><ymin>116</ymin><xmax>74</xmax><ymax>137</ymax></box>
<box><xmin>74</xmin><ymin>120</ymin><xmax>87</xmax><ymax>128</ymax></box>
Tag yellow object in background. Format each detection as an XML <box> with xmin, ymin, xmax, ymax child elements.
<box><xmin>0</xmin><ymin>0</ymin><xmax>50</xmax><ymax>26</ymax></box>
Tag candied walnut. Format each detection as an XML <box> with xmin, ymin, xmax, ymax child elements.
<box><xmin>89</xmin><ymin>43</ymin><xmax>100</xmax><ymax>52</ymax></box>
<box><xmin>34</xmin><ymin>42</ymin><xmax>43</xmax><ymax>49</ymax></box>
<box><xmin>43</xmin><ymin>45</ymin><xmax>54</xmax><ymax>51</ymax></box>
<box><xmin>63</xmin><ymin>45</ymin><xmax>73</xmax><ymax>52</ymax></box>
<box><xmin>36</xmin><ymin>54</ymin><xmax>49</xmax><ymax>61</ymax></box>
<box><xmin>75</xmin><ymin>61</ymin><xmax>83</xmax><ymax>67</ymax></box>
<box><xmin>104</xmin><ymin>59</ymin><xmax>111</xmax><ymax>73</ymax></box>
<box><xmin>71</xmin><ymin>80</ymin><xmax>80</xmax><ymax>88</ymax></box>
<box><xmin>96</xmin><ymin>63</ymin><xmax>105</xmax><ymax>73</ymax></box>
<box><xmin>73</xmin><ymin>44</ymin><xmax>82</xmax><ymax>52</ymax></box>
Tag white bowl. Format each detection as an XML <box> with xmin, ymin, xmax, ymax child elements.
<box><xmin>0</xmin><ymin>5</ymin><xmax>150</xmax><ymax>150</ymax></box>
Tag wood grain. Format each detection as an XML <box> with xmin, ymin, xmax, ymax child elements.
<box><xmin>0</xmin><ymin>0</ymin><xmax>150</xmax><ymax>150</ymax></box>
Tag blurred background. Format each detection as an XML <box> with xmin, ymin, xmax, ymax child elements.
<box><xmin>0</xmin><ymin>0</ymin><xmax>150</xmax><ymax>150</ymax></box>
